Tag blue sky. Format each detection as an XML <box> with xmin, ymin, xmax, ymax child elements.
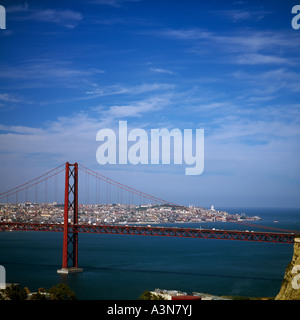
<box><xmin>0</xmin><ymin>0</ymin><xmax>300</xmax><ymax>208</ymax></box>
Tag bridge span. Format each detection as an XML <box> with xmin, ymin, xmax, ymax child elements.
<box><xmin>0</xmin><ymin>222</ymin><xmax>296</xmax><ymax>244</ymax></box>
<box><xmin>1</xmin><ymin>162</ymin><xmax>298</xmax><ymax>272</ymax></box>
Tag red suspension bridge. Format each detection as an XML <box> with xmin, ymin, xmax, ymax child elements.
<box><xmin>0</xmin><ymin>162</ymin><xmax>298</xmax><ymax>273</ymax></box>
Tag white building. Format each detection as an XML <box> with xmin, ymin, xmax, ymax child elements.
<box><xmin>151</xmin><ymin>288</ymin><xmax>187</xmax><ymax>300</ymax></box>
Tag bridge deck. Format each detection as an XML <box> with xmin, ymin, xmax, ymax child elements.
<box><xmin>0</xmin><ymin>222</ymin><xmax>297</xmax><ymax>243</ymax></box>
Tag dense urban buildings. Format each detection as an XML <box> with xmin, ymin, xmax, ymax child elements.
<box><xmin>0</xmin><ymin>202</ymin><xmax>260</xmax><ymax>225</ymax></box>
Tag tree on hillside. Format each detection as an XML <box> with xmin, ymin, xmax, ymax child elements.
<box><xmin>138</xmin><ymin>290</ymin><xmax>166</xmax><ymax>300</ymax></box>
<box><xmin>3</xmin><ymin>284</ymin><xmax>27</xmax><ymax>300</ymax></box>
<box><xmin>48</xmin><ymin>283</ymin><xmax>77</xmax><ymax>300</ymax></box>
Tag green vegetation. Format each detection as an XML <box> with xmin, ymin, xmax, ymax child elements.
<box><xmin>0</xmin><ymin>284</ymin><xmax>27</xmax><ymax>300</ymax></box>
<box><xmin>138</xmin><ymin>290</ymin><xmax>166</xmax><ymax>300</ymax></box>
<box><xmin>0</xmin><ymin>283</ymin><xmax>77</xmax><ymax>300</ymax></box>
<box><xmin>48</xmin><ymin>283</ymin><xmax>77</xmax><ymax>300</ymax></box>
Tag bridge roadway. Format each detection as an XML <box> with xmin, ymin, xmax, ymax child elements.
<box><xmin>0</xmin><ymin>222</ymin><xmax>297</xmax><ymax>243</ymax></box>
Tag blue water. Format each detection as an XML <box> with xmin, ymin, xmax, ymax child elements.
<box><xmin>1</xmin><ymin>208</ymin><xmax>299</xmax><ymax>299</ymax></box>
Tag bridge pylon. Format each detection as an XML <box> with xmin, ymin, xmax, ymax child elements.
<box><xmin>57</xmin><ymin>162</ymin><xmax>83</xmax><ymax>274</ymax></box>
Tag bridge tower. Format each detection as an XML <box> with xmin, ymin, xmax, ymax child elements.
<box><xmin>57</xmin><ymin>162</ymin><xmax>83</xmax><ymax>274</ymax></box>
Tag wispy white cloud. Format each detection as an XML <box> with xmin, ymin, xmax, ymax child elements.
<box><xmin>163</xmin><ymin>28</ymin><xmax>298</xmax><ymax>51</ymax></box>
<box><xmin>159</xmin><ymin>28</ymin><xmax>212</xmax><ymax>41</ymax></box>
<box><xmin>6</xmin><ymin>2</ymin><xmax>29</xmax><ymax>13</ymax></box>
<box><xmin>30</xmin><ymin>9</ymin><xmax>83</xmax><ymax>29</ymax></box>
<box><xmin>157</xmin><ymin>28</ymin><xmax>300</xmax><ymax>73</ymax></box>
<box><xmin>0</xmin><ymin>59</ymin><xmax>105</xmax><ymax>88</ymax></box>
<box><xmin>0</xmin><ymin>113</ymin><xmax>102</xmax><ymax>162</ymax></box>
<box><xmin>150</xmin><ymin>68</ymin><xmax>175</xmax><ymax>75</ymax></box>
<box><xmin>235</xmin><ymin>53</ymin><xmax>291</xmax><ymax>65</ymax></box>
<box><xmin>36</xmin><ymin>82</ymin><xmax>174</xmax><ymax>106</ymax></box>
<box><xmin>0</xmin><ymin>93</ymin><xmax>23</xmax><ymax>103</ymax></box>
<box><xmin>105</xmin><ymin>96</ymin><xmax>169</xmax><ymax>118</ymax></box>
<box><xmin>0</xmin><ymin>124</ymin><xmax>44</xmax><ymax>135</ymax></box>
<box><xmin>216</xmin><ymin>9</ymin><xmax>271</xmax><ymax>22</ymax></box>
<box><xmin>0</xmin><ymin>92</ymin><xmax>172</xmax><ymax>164</ymax></box>
<box><xmin>218</xmin><ymin>31</ymin><xmax>298</xmax><ymax>53</ymax></box>
<box><xmin>233</xmin><ymin>68</ymin><xmax>300</xmax><ymax>93</ymax></box>
<box><xmin>0</xmin><ymin>97</ymin><xmax>168</xmax><ymax>172</ymax></box>
<box><xmin>7</xmin><ymin>3</ymin><xmax>83</xmax><ymax>28</ymax></box>
<box><xmin>1</xmin><ymin>98</ymin><xmax>299</xmax><ymax>186</ymax></box>
<box><xmin>85</xmin><ymin>83</ymin><xmax>174</xmax><ymax>98</ymax></box>
<box><xmin>89</xmin><ymin>0</ymin><xmax>140</xmax><ymax>8</ymax></box>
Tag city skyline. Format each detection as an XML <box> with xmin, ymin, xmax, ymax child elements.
<box><xmin>1</xmin><ymin>1</ymin><xmax>300</xmax><ymax>208</ymax></box>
